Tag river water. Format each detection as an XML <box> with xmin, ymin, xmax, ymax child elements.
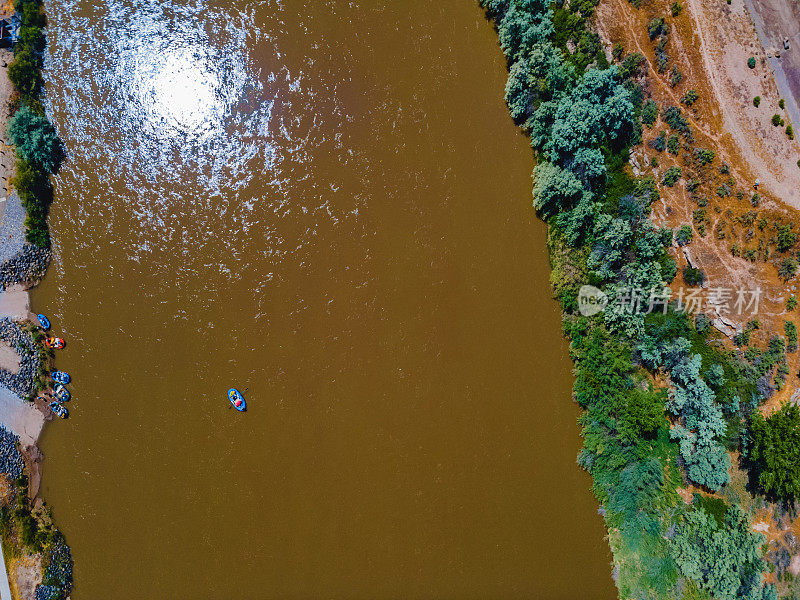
<box><xmin>34</xmin><ymin>1</ymin><xmax>615</xmax><ymax>598</ymax></box>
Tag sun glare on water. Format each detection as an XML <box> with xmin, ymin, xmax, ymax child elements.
<box><xmin>145</xmin><ymin>50</ymin><xmax>223</xmax><ymax>131</ymax></box>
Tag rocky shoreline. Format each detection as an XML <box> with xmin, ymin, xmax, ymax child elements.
<box><xmin>0</xmin><ymin>0</ymin><xmax>74</xmax><ymax>594</ymax></box>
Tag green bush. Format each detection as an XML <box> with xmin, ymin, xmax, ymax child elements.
<box><xmin>776</xmin><ymin>223</ymin><xmax>797</xmax><ymax>252</ymax></box>
<box><xmin>786</xmin><ymin>321</ymin><xmax>798</xmax><ymax>352</ymax></box>
<box><xmin>683</xmin><ymin>266</ymin><xmax>705</xmax><ymax>285</ymax></box>
<box><xmin>748</xmin><ymin>56</ymin><xmax>756</xmax><ymax>69</ymax></box>
<box><xmin>7</xmin><ymin>106</ymin><xmax>62</xmax><ymax>173</ymax></box>
<box><xmin>749</xmin><ymin>403</ymin><xmax>800</xmax><ymax>502</ymax></box>
<box><xmin>676</xmin><ymin>224</ymin><xmax>693</xmax><ymax>246</ymax></box>
<box><xmin>8</xmin><ymin>48</ymin><xmax>42</xmax><ymax>99</ymax></box>
<box><xmin>694</xmin><ymin>147</ymin><xmax>714</xmax><ymax>165</ymax></box>
<box><xmin>681</xmin><ymin>89</ymin><xmax>698</xmax><ymax>106</ymax></box>
<box><xmin>780</xmin><ymin>98</ymin><xmax>786</xmax><ymax>109</ymax></box>
<box><xmin>754</xmin><ymin>96</ymin><xmax>761</xmax><ymax>107</ymax></box>
<box><xmin>641</xmin><ymin>99</ymin><xmax>658</xmax><ymax>126</ymax></box>
<box><xmin>669</xmin><ymin>66</ymin><xmax>683</xmax><ymax>87</ymax></box>
<box><xmin>648</xmin><ymin>17</ymin><xmax>667</xmax><ymax>40</ymax></box>
<box><xmin>773</xmin><ymin>113</ymin><xmax>782</xmax><ymax>126</ymax></box>
<box><xmin>662</xmin><ymin>166</ymin><xmax>682</xmax><ymax>186</ymax></box>
<box><xmin>667</xmin><ymin>133</ymin><xmax>679</xmax><ymax>154</ymax></box>
<box><xmin>14</xmin><ymin>0</ymin><xmax>45</xmax><ymax>27</ymax></box>
<box><xmin>17</xmin><ymin>25</ymin><xmax>44</xmax><ymax>53</ymax></box>
<box><xmin>10</xmin><ymin>158</ymin><xmax>51</xmax><ymax>247</ymax></box>
<box><xmin>779</xmin><ymin>257</ymin><xmax>799</xmax><ymax>280</ymax></box>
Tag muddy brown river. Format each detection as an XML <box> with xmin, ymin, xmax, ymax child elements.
<box><xmin>33</xmin><ymin>1</ymin><xmax>615</xmax><ymax>598</ymax></box>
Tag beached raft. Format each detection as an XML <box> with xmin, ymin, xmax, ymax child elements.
<box><xmin>51</xmin><ymin>370</ymin><xmax>70</xmax><ymax>385</ymax></box>
<box><xmin>45</xmin><ymin>337</ymin><xmax>65</xmax><ymax>349</ymax></box>
<box><xmin>37</xmin><ymin>314</ymin><xmax>51</xmax><ymax>330</ymax></box>
<box><xmin>228</xmin><ymin>388</ymin><xmax>246</xmax><ymax>411</ymax></box>
<box><xmin>54</xmin><ymin>384</ymin><xmax>70</xmax><ymax>402</ymax></box>
<box><xmin>49</xmin><ymin>402</ymin><xmax>68</xmax><ymax>419</ymax></box>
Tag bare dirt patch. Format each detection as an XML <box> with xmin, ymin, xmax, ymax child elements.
<box><xmin>11</xmin><ymin>554</ymin><xmax>42</xmax><ymax>600</ymax></box>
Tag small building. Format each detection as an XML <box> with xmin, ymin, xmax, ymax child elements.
<box><xmin>0</xmin><ymin>16</ymin><xmax>17</xmax><ymax>48</ymax></box>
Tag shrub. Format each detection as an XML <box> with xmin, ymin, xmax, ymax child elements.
<box><xmin>681</xmin><ymin>89</ymin><xmax>699</xmax><ymax>106</ymax></box>
<box><xmin>776</xmin><ymin>223</ymin><xmax>797</xmax><ymax>252</ymax></box>
<box><xmin>662</xmin><ymin>166</ymin><xmax>682</xmax><ymax>186</ymax></box>
<box><xmin>754</xmin><ymin>96</ymin><xmax>761</xmax><ymax>107</ymax></box>
<box><xmin>748</xmin><ymin>56</ymin><xmax>756</xmax><ymax>69</ymax></box>
<box><xmin>749</xmin><ymin>403</ymin><xmax>800</xmax><ymax>502</ymax></box>
<box><xmin>786</xmin><ymin>321</ymin><xmax>798</xmax><ymax>352</ymax></box>
<box><xmin>788</xmin><ymin>124</ymin><xmax>794</xmax><ymax>139</ymax></box>
<box><xmin>619</xmin><ymin>52</ymin><xmax>646</xmax><ymax>79</ymax></box>
<box><xmin>667</xmin><ymin>133</ymin><xmax>679</xmax><ymax>154</ymax></box>
<box><xmin>8</xmin><ymin>48</ymin><xmax>42</xmax><ymax>99</ymax></box>
<box><xmin>648</xmin><ymin>17</ymin><xmax>667</xmax><ymax>40</ymax></box>
<box><xmin>612</xmin><ymin>42</ymin><xmax>624</xmax><ymax>61</ymax></box>
<box><xmin>733</xmin><ymin>330</ymin><xmax>751</xmax><ymax>346</ymax></box>
<box><xmin>788</xmin><ymin>295</ymin><xmax>798</xmax><ymax>310</ymax></box>
<box><xmin>683</xmin><ymin>266</ymin><xmax>705</xmax><ymax>285</ymax></box>
<box><xmin>660</xmin><ymin>254</ymin><xmax>678</xmax><ymax>282</ymax></box>
<box><xmin>773</xmin><ymin>113</ymin><xmax>782</xmax><ymax>126</ymax></box>
<box><xmin>641</xmin><ymin>99</ymin><xmax>658</xmax><ymax>126</ymax></box>
<box><xmin>780</xmin><ymin>98</ymin><xmax>786</xmax><ymax>109</ymax></box>
<box><xmin>694</xmin><ymin>148</ymin><xmax>715</xmax><ymax>165</ymax></box>
<box><xmin>779</xmin><ymin>257</ymin><xmax>799</xmax><ymax>280</ymax></box>
<box><xmin>6</xmin><ymin>106</ymin><xmax>62</xmax><ymax>173</ymax></box>
<box><xmin>17</xmin><ymin>25</ymin><xmax>44</xmax><ymax>53</ymax></box>
<box><xmin>671</xmin><ymin>1</ymin><xmax>682</xmax><ymax>15</ymax></box>
<box><xmin>663</xmin><ymin>105</ymin><xmax>690</xmax><ymax>135</ymax></box>
<box><xmin>649</xmin><ymin>131</ymin><xmax>666</xmax><ymax>152</ymax></box>
<box><xmin>676</xmin><ymin>224</ymin><xmax>693</xmax><ymax>246</ymax></box>
<box><xmin>669</xmin><ymin>66</ymin><xmax>683</xmax><ymax>87</ymax></box>
<box><xmin>10</xmin><ymin>158</ymin><xmax>51</xmax><ymax>247</ymax></box>
<box><xmin>671</xmin><ymin>506</ymin><xmax>770</xmax><ymax>600</ymax></box>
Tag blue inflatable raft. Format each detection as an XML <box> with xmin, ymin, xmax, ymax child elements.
<box><xmin>51</xmin><ymin>371</ymin><xmax>70</xmax><ymax>385</ymax></box>
<box><xmin>54</xmin><ymin>384</ymin><xmax>70</xmax><ymax>402</ymax></box>
<box><xmin>37</xmin><ymin>314</ymin><xmax>51</xmax><ymax>330</ymax></box>
<box><xmin>49</xmin><ymin>402</ymin><xmax>68</xmax><ymax>419</ymax></box>
<box><xmin>228</xmin><ymin>388</ymin><xmax>246</xmax><ymax>411</ymax></box>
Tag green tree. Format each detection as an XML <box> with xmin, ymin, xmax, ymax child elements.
<box><xmin>7</xmin><ymin>48</ymin><xmax>42</xmax><ymax>98</ymax></box>
<box><xmin>676</xmin><ymin>224</ymin><xmax>693</xmax><ymax>246</ymax></box>
<box><xmin>670</xmin><ymin>506</ymin><xmax>770</xmax><ymax>600</ymax></box>
<box><xmin>17</xmin><ymin>25</ymin><xmax>44</xmax><ymax>53</ymax></box>
<box><xmin>749</xmin><ymin>403</ymin><xmax>800</xmax><ymax>503</ymax></box>
<box><xmin>6</xmin><ymin>106</ymin><xmax>62</xmax><ymax>173</ymax></box>
<box><xmin>531</xmin><ymin>161</ymin><xmax>584</xmax><ymax>217</ymax></box>
<box><xmin>641</xmin><ymin>99</ymin><xmax>658</xmax><ymax>126</ymax></box>
<box><xmin>662</xmin><ymin>166</ymin><xmax>682</xmax><ymax>186</ymax></box>
<box><xmin>779</xmin><ymin>256</ymin><xmax>798</xmax><ymax>280</ymax></box>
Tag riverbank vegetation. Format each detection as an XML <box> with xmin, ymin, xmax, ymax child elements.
<box><xmin>0</xmin><ymin>473</ymin><xmax>72</xmax><ymax>599</ymax></box>
<box><xmin>481</xmin><ymin>0</ymin><xmax>780</xmax><ymax>597</ymax></box>
<box><xmin>7</xmin><ymin>0</ymin><xmax>62</xmax><ymax>248</ymax></box>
